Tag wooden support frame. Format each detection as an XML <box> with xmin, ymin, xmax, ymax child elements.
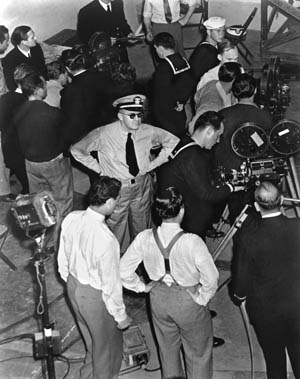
<box><xmin>261</xmin><ymin>0</ymin><xmax>300</xmax><ymax>64</ymax></box>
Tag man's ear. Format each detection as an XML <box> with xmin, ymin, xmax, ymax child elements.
<box><xmin>117</xmin><ymin>111</ymin><xmax>122</xmax><ymax>121</ymax></box>
<box><xmin>217</xmin><ymin>54</ymin><xmax>222</xmax><ymax>61</ymax></box>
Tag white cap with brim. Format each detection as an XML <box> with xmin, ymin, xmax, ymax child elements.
<box><xmin>113</xmin><ymin>94</ymin><xmax>146</xmax><ymax>111</ymax></box>
<box><xmin>203</xmin><ymin>16</ymin><xmax>226</xmax><ymax>30</ymax></box>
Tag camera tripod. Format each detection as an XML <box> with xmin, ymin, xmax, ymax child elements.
<box><xmin>29</xmin><ymin>229</ymin><xmax>60</xmax><ymax>379</ymax></box>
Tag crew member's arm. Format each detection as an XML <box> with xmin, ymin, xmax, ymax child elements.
<box><xmin>57</xmin><ymin>216</ymin><xmax>72</xmax><ymax>282</ymax></box>
<box><xmin>70</xmin><ymin>128</ymin><xmax>103</xmax><ymax>173</ymax></box>
<box><xmin>147</xmin><ymin>127</ymin><xmax>179</xmax><ymax>171</ymax></box>
<box><xmin>120</xmin><ymin>233</ymin><xmax>148</xmax><ymax>293</ymax></box>
<box><xmin>230</xmin><ymin>230</ymin><xmax>250</xmax><ymax>304</ymax></box>
<box><xmin>190</xmin><ymin>236</ymin><xmax>219</xmax><ymax>305</ymax></box>
<box><xmin>115</xmin><ymin>0</ymin><xmax>133</xmax><ymax>36</ymax></box>
<box><xmin>179</xmin><ymin>1</ymin><xmax>197</xmax><ymax>26</ymax></box>
<box><xmin>99</xmin><ymin>234</ymin><xmax>131</xmax><ymax>327</ymax></box>
<box><xmin>143</xmin><ymin>0</ymin><xmax>153</xmax><ymax>42</ymax></box>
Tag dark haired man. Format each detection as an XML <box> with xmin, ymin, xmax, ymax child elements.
<box><xmin>121</xmin><ymin>186</ymin><xmax>218</xmax><ymax>379</ymax></box>
<box><xmin>231</xmin><ymin>181</ymin><xmax>300</xmax><ymax>379</ymax></box>
<box><xmin>14</xmin><ymin>72</ymin><xmax>73</xmax><ymax>251</ymax></box>
<box><xmin>213</xmin><ymin>73</ymin><xmax>273</xmax><ymax>223</ymax></box>
<box><xmin>190</xmin><ymin>61</ymin><xmax>243</xmax><ymax>134</ymax></box>
<box><xmin>0</xmin><ymin>64</ymin><xmax>34</xmax><ymax>198</ymax></box>
<box><xmin>157</xmin><ymin>110</ymin><xmax>244</xmax><ymax>238</ymax></box>
<box><xmin>44</xmin><ymin>60</ymin><xmax>68</xmax><ymax>108</ymax></box>
<box><xmin>58</xmin><ymin>176</ymin><xmax>132</xmax><ymax>379</ymax></box>
<box><xmin>71</xmin><ymin>94</ymin><xmax>178</xmax><ymax>254</ymax></box>
<box><xmin>152</xmin><ymin>32</ymin><xmax>194</xmax><ymax>137</ymax></box>
<box><xmin>2</xmin><ymin>25</ymin><xmax>46</xmax><ymax>91</ymax></box>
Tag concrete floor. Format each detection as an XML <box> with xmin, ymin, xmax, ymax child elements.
<box><xmin>0</xmin><ymin>28</ymin><xmax>299</xmax><ymax>379</ymax></box>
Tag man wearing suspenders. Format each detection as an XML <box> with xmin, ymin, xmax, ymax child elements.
<box><xmin>120</xmin><ymin>187</ymin><xmax>219</xmax><ymax>379</ymax></box>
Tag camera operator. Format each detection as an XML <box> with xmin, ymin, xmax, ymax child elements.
<box><xmin>156</xmin><ymin>110</ymin><xmax>244</xmax><ymax>239</ymax></box>
<box><xmin>230</xmin><ymin>181</ymin><xmax>300</xmax><ymax>379</ymax></box>
<box><xmin>213</xmin><ymin>73</ymin><xmax>273</xmax><ymax>223</ymax></box>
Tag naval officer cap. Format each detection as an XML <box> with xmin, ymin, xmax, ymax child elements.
<box><xmin>203</xmin><ymin>16</ymin><xmax>226</xmax><ymax>30</ymax></box>
<box><xmin>113</xmin><ymin>94</ymin><xmax>146</xmax><ymax>112</ymax></box>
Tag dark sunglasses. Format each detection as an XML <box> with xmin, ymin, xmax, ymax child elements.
<box><xmin>122</xmin><ymin>112</ymin><xmax>143</xmax><ymax>119</ymax></box>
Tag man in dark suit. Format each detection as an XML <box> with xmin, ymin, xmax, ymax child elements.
<box><xmin>156</xmin><ymin>111</ymin><xmax>241</xmax><ymax>239</ymax></box>
<box><xmin>152</xmin><ymin>32</ymin><xmax>194</xmax><ymax>138</ymax></box>
<box><xmin>231</xmin><ymin>181</ymin><xmax>300</xmax><ymax>379</ymax></box>
<box><xmin>2</xmin><ymin>25</ymin><xmax>46</xmax><ymax>91</ymax></box>
<box><xmin>77</xmin><ymin>0</ymin><xmax>132</xmax><ymax>44</ymax></box>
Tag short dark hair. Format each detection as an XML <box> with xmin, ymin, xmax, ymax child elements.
<box><xmin>13</xmin><ymin>63</ymin><xmax>36</xmax><ymax>86</ymax></box>
<box><xmin>0</xmin><ymin>25</ymin><xmax>9</xmax><ymax>43</ymax></box>
<box><xmin>155</xmin><ymin>187</ymin><xmax>184</xmax><ymax>219</ymax></box>
<box><xmin>217</xmin><ymin>39</ymin><xmax>237</xmax><ymax>55</ymax></box>
<box><xmin>254</xmin><ymin>181</ymin><xmax>281</xmax><ymax>210</ymax></box>
<box><xmin>11</xmin><ymin>25</ymin><xmax>31</xmax><ymax>47</ymax></box>
<box><xmin>20</xmin><ymin>73</ymin><xmax>45</xmax><ymax>97</ymax></box>
<box><xmin>194</xmin><ymin>111</ymin><xmax>224</xmax><ymax>132</ymax></box>
<box><xmin>218</xmin><ymin>61</ymin><xmax>243</xmax><ymax>82</ymax></box>
<box><xmin>232</xmin><ymin>73</ymin><xmax>257</xmax><ymax>99</ymax></box>
<box><xmin>87</xmin><ymin>176</ymin><xmax>121</xmax><ymax>206</ymax></box>
<box><xmin>46</xmin><ymin>60</ymin><xmax>66</xmax><ymax>80</ymax></box>
<box><xmin>153</xmin><ymin>32</ymin><xmax>175</xmax><ymax>50</ymax></box>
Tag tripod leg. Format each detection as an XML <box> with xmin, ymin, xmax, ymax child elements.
<box><xmin>289</xmin><ymin>157</ymin><xmax>300</xmax><ymax>199</ymax></box>
<box><xmin>286</xmin><ymin>172</ymin><xmax>300</xmax><ymax>217</ymax></box>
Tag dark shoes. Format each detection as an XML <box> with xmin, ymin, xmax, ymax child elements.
<box><xmin>213</xmin><ymin>336</ymin><xmax>225</xmax><ymax>348</ymax></box>
<box><xmin>210</xmin><ymin>310</ymin><xmax>217</xmax><ymax>318</ymax></box>
<box><xmin>0</xmin><ymin>193</ymin><xmax>17</xmax><ymax>202</ymax></box>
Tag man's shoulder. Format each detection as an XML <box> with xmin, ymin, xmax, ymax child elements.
<box><xmin>2</xmin><ymin>48</ymin><xmax>20</xmax><ymax>64</ymax></box>
<box><xmin>79</xmin><ymin>0</ymin><xmax>98</xmax><ymax>14</ymax></box>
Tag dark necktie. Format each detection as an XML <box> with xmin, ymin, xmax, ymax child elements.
<box><xmin>126</xmin><ymin>133</ymin><xmax>139</xmax><ymax>177</ymax></box>
<box><xmin>106</xmin><ymin>4</ymin><xmax>111</xmax><ymax>12</ymax></box>
<box><xmin>163</xmin><ymin>0</ymin><xmax>172</xmax><ymax>23</ymax></box>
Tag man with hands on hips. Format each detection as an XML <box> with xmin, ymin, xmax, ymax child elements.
<box><xmin>58</xmin><ymin>176</ymin><xmax>132</xmax><ymax>379</ymax></box>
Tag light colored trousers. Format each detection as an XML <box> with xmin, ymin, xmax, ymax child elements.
<box><xmin>150</xmin><ymin>282</ymin><xmax>213</xmax><ymax>379</ymax></box>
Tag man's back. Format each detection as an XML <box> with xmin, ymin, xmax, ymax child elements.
<box><xmin>234</xmin><ymin>214</ymin><xmax>300</xmax><ymax>320</ymax></box>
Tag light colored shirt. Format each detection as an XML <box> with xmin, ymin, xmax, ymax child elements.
<box><xmin>196</xmin><ymin>64</ymin><xmax>220</xmax><ymax>92</ymax></box>
<box><xmin>0</xmin><ymin>60</ymin><xmax>8</xmax><ymax>96</ymax></box>
<box><xmin>120</xmin><ymin>222</ymin><xmax>219</xmax><ymax>306</ymax></box>
<box><xmin>44</xmin><ymin>79</ymin><xmax>63</xmax><ymax>108</ymax></box>
<box><xmin>71</xmin><ymin>120</ymin><xmax>179</xmax><ymax>180</ymax></box>
<box><xmin>57</xmin><ymin>207</ymin><xmax>127</xmax><ymax>323</ymax></box>
<box><xmin>98</xmin><ymin>0</ymin><xmax>111</xmax><ymax>11</ymax></box>
<box><xmin>143</xmin><ymin>0</ymin><xmax>197</xmax><ymax>23</ymax></box>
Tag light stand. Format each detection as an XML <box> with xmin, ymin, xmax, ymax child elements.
<box><xmin>30</xmin><ymin>229</ymin><xmax>60</xmax><ymax>379</ymax></box>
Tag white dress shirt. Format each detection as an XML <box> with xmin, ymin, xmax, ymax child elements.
<box><xmin>57</xmin><ymin>207</ymin><xmax>127</xmax><ymax>323</ymax></box>
<box><xmin>71</xmin><ymin>120</ymin><xmax>179</xmax><ymax>180</ymax></box>
<box><xmin>120</xmin><ymin>222</ymin><xmax>219</xmax><ymax>306</ymax></box>
<box><xmin>143</xmin><ymin>0</ymin><xmax>197</xmax><ymax>23</ymax></box>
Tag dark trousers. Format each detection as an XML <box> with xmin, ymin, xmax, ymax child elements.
<box><xmin>67</xmin><ymin>275</ymin><xmax>123</xmax><ymax>379</ymax></box>
<box><xmin>252</xmin><ymin>316</ymin><xmax>300</xmax><ymax>379</ymax></box>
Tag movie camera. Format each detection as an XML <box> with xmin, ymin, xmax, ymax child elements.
<box><xmin>216</xmin><ymin>120</ymin><xmax>300</xmax><ymax>189</ymax></box>
<box><xmin>255</xmin><ymin>57</ymin><xmax>291</xmax><ymax>121</ymax></box>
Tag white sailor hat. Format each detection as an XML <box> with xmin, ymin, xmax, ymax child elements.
<box><xmin>113</xmin><ymin>94</ymin><xmax>146</xmax><ymax>111</ymax></box>
<box><xmin>203</xmin><ymin>16</ymin><xmax>226</xmax><ymax>30</ymax></box>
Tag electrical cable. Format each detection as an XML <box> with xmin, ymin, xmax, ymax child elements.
<box><xmin>0</xmin><ymin>333</ymin><xmax>34</xmax><ymax>345</ymax></box>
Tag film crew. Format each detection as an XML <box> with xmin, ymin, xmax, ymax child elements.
<box><xmin>2</xmin><ymin>25</ymin><xmax>46</xmax><ymax>91</ymax></box>
<box><xmin>71</xmin><ymin>94</ymin><xmax>179</xmax><ymax>254</ymax></box>
<box><xmin>120</xmin><ymin>187</ymin><xmax>219</xmax><ymax>379</ymax></box>
<box><xmin>213</xmin><ymin>73</ymin><xmax>273</xmax><ymax>223</ymax></box>
<box><xmin>44</xmin><ymin>60</ymin><xmax>69</xmax><ymax>108</ymax></box>
<box><xmin>0</xmin><ymin>25</ymin><xmax>11</xmax><ymax>202</ymax></box>
<box><xmin>190</xmin><ymin>61</ymin><xmax>243</xmax><ymax>135</ymax></box>
<box><xmin>143</xmin><ymin>0</ymin><xmax>197</xmax><ymax>57</ymax></box>
<box><xmin>189</xmin><ymin>16</ymin><xmax>226</xmax><ymax>86</ymax></box>
<box><xmin>58</xmin><ymin>176</ymin><xmax>132</xmax><ymax>379</ymax></box>
<box><xmin>196</xmin><ymin>39</ymin><xmax>240</xmax><ymax>92</ymax></box>
<box><xmin>230</xmin><ymin>181</ymin><xmax>300</xmax><ymax>379</ymax></box>
<box><xmin>151</xmin><ymin>32</ymin><xmax>194</xmax><ymax>137</ymax></box>
<box><xmin>14</xmin><ymin>72</ymin><xmax>74</xmax><ymax>253</ymax></box>
<box><xmin>60</xmin><ymin>45</ymin><xmax>118</xmax><ymax>147</ymax></box>
<box><xmin>77</xmin><ymin>0</ymin><xmax>133</xmax><ymax>63</ymax></box>
<box><xmin>0</xmin><ymin>64</ymin><xmax>36</xmax><ymax>199</ymax></box>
